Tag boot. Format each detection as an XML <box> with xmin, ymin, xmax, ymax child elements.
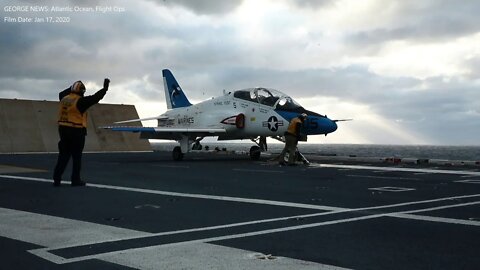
<box><xmin>53</xmin><ymin>179</ymin><xmax>61</xmax><ymax>187</ymax></box>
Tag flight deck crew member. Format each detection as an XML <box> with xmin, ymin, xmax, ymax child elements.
<box><xmin>279</xmin><ymin>113</ymin><xmax>307</xmax><ymax>166</ymax></box>
<box><xmin>53</xmin><ymin>78</ymin><xmax>110</xmax><ymax>186</ymax></box>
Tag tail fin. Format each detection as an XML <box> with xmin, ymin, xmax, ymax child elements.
<box><xmin>162</xmin><ymin>69</ymin><xmax>192</xmax><ymax>109</ymax></box>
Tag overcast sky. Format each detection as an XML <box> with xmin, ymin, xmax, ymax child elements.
<box><xmin>1</xmin><ymin>0</ymin><xmax>479</xmax><ymax>145</ymax></box>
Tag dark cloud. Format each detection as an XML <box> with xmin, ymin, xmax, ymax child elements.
<box><xmin>345</xmin><ymin>1</ymin><xmax>480</xmax><ymax>50</ymax></box>
<box><xmin>0</xmin><ymin>77</ymin><xmax>75</xmax><ymax>101</ymax></box>
<box><xmin>147</xmin><ymin>0</ymin><xmax>243</xmax><ymax>15</ymax></box>
<box><xmin>1</xmin><ymin>1</ymin><xmax>167</xmax><ymax>82</ymax></box>
<box><xmin>197</xmin><ymin>65</ymin><xmax>420</xmax><ymax>102</ymax></box>
<box><xmin>287</xmin><ymin>0</ymin><xmax>333</xmax><ymax>9</ymax></box>
<box><xmin>0</xmin><ymin>23</ymin><xmax>105</xmax><ymax>80</ymax></box>
<box><xmin>364</xmin><ymin>76</ymin><xmax>480</xmax><ymax>145</ymax></box>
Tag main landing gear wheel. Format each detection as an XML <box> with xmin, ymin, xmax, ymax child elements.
<box><xmin>249</xmin><ymin>146</ymin><xmax>261</xmax><ymax>160</ymax></box>
<box><xmin>172</xmin><ymin>146</ymin><xmax>184</xmax><ymax>161</ymax></box>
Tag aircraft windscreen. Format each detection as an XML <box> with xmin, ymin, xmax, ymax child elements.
<box><xmin>256</xmin><ymin>88</ymin><xmax>279</xmax><ymax>106</ymax></box>
<box><xmin>276</xmin><ymin>96</ymin><xmax>302</xmax><ymax>110</ymax></box>
<box><xmin>260</xmin><ymin>89</ymin><xmax>298</xmax><ymax>109</ymax></box>
<box><xmin>233</xmin><ymin>88</ymin><xmax>302</xmax><ymax>110</ymax></box>
<box><xmin>233</xmin><ymin>88</ymin><xmax>279</xmax><ymax>106</ymax></box>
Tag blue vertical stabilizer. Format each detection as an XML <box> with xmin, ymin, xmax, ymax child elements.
<box><xmin>162</xmin><ymin>69</ymin><xmax>192</xmax><ymax>109</ymax></box>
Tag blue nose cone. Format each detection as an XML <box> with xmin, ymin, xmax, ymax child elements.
<box><xmin>326</xmin><ymin>118</ymin><xmax>337</xmax><ymax>134</ymax></box>
<box><xmin>310</xmin><ymin>116</ymin><xmax>338</xmax><ymax>135</ymax></box>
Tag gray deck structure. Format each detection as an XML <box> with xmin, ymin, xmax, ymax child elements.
<box><xmin>0</xmin><ymin>98</ymin><xmax>150</xmax><ymax>153</ymax></box>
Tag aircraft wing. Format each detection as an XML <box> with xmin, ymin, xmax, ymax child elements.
<box><xmin>101</xmin><ymin>126</ymin><xmax>227</xmax><ymax>140</ymax></box>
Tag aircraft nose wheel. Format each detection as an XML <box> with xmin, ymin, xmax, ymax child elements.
<box><xmin>192</xmin><ymin>142</ymin><xmax>202</xmax><ymax>150</ymax></box>
<box><xmin>172</xmin><ymin>146</ymin><xmax>184</xmax><ymax>161</ymax></box>
<box><xmin>249</xmin><ymin>146</ymin><xmax>261</xmax><ymax>160</ymax></box>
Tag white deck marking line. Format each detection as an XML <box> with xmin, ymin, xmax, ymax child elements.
<box><xmin>2</xmin><ymin>174</ymin><xmax>479</xmax><ymax>214</ymax></box>
<box><xmin>26</xmin><ymin>196</ymin><xmax>480</xmax><ymax>261</ymax></box>
<box><xmin>352</xmin><ymin>193</ymin><xmax>480</xmax><ymax>212</ymax></box>
<box><xmin>91</xmin><ymin>183</ymin><xmax>344</xmax><ymax>210</ymax></box>
<box><xmin>0</xmin><ymin>207</ymin><xmax>151</xmax><ymax>251</ymax></box>
<box><xmin>368</xmin><ymin>187</ymin><xmax>416</xmax><ymax>192</ymax></box>
<box><xmin>396</xmin><ymin>201</ymin><xmax>480</xmax><ymax>215</ymax></box>
<box><xmin>29</xmin><ymin>200</ymin><xmax>480</xmax><ymax>264</ymax></box>
<box><xmin>233</xmin><ymin>168</ymin><xmax>284</xmax><ymax>173</ymax></box>
<box><xmin>393</xmin><ymin>213</ymin><xmax>480</xmax><ymax>226</ymax></box>
<box><xmin>0</xmin><ymin>174</ymin><xmax>343</xmax><ymax>211</ymax></box>
<box><xmin>388</xmin><ymin>201</ymin><xmax>480</xmax><ymax>226</ymax></box>
<box><xmin>314</xmin><ymin>164</ymin><xmax>480</xmax><ymax>176</ymax></box>
<box><xmin>2</xmin><ymin>174</ymin><xmax>480</xmax><ymax>214</ymax></box>
<box><xmin>101</xmin><ymin>242</ymin><xmax>352</xmax><ymax>270</ymax></box>
<box><xmin>29</xmin><ymin>249</ymin><xmax>70</xmax><ymax>265</ymax></box>
<box><xmin>0</xmin><ymin>205</ymin><xmax>346</xmax><ymax>265</ymax></box>
<box><xmin>151</xmin><ymin>164</ymin><xmax>190</xmax><ymax>168</ymax></box>
<box><xmin>30</xmin><ymin>214</ymin><xmax>390</xmax><ymax>264</ymax></box>
<box><xmin>455</xmin><ymin>180</ymin><xmax>480</xmax><ymax>184</ymax></box>
<box><xmin>347</xmin><ymin>175</ymin><xmax>421</xmax><ymax>181</ymax></box>
<box><xmin>1</xmin><ymin>173</ymin><xmax>476</xmax><ymax>264</ymax></box>
<box><xmin>28</xmin><ymin>210</ymin><xmax>346</xmax><ymax>253</ymax></box>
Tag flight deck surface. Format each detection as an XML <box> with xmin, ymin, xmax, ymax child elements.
<box><xmin>0</xmin><ymin>152</ymin><xmax>479</xmax><ymax>269</ymax></box>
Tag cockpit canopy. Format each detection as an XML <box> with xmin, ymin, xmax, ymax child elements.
<box><xmin>233</xmin><ymin>87</ymin><xmax>302</xmax><ymax>110</ymax></box>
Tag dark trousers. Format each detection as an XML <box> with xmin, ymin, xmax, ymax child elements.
<box><xmin>279</xmin><ymin>133</ymin><xmax>298</xmax><ymax>164</ymax></box>
<box><xmin>53</xmin><ymin>126</ymin><xmax>86</xmax><ymax>183</ymax></box>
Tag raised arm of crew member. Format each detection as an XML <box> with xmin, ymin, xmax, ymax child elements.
<box><xmin>76</xmin><ymin>78</ymin><xmax>110</xmax><ymax>113</ymax></box>
<box><xmin>59</xmin><ymin>87</ymin><xmax>71</xmax><ymax>100</ymax></box>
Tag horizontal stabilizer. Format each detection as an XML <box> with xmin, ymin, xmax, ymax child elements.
<box><xmin>100</xmin><ymin>126</ymin><xmax>156</xmax><ymax>133</ymax></box>
<box><xmin>114</xmin><ymin>116</ymin><xmax>168</xmax><ymax>124</ymax></box>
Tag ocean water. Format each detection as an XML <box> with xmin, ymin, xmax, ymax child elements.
<box><xmin>151</xmin><ymin>142</ymin><xmax>480</xmax><ymax>161</ymax></box>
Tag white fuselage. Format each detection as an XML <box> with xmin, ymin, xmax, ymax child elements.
<box><xmin>158</xmin><ymin>92</ymin><xmax>288</xmax><ymax>140</ymax></box>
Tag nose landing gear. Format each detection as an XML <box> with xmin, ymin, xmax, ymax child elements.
<box><xmin>249</xmin><ymin>146</ymin><xmax>261</xmax><ymax>160</ymax></box>
<box><xmin>249</xmin><ymin>136</ymin><xmax>267</xmax><ymax>160</ymax></box>
<box><xmin>172</xmin><ymin>146</ymin><xmax>184</xmax><ymax>161</ymax></box>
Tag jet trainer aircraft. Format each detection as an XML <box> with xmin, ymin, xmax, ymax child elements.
<box><xmin>104</xmin><ymin>69</ymin><xmax>343</xmax><ymax>161</ymax></box>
